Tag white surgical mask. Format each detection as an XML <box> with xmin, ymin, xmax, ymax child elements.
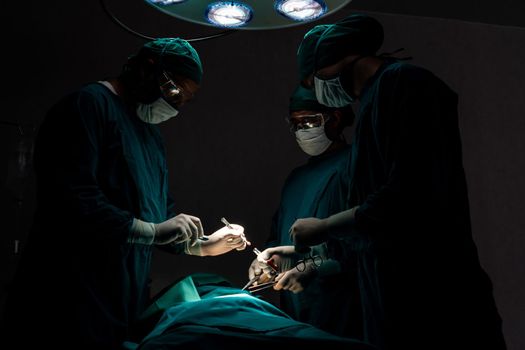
<box><xmin>314</xmin><ymin>76</ymin><xmax>355</xmax><ymax>108</ymax></box>
<box><xmin>295</xmin><ymin>126</ymin><xmax>332</xmax><ymax>156</ymax></box>
<box><xmin>136</xmin><ymin>97</ymin><xmax>179</xmax><ymax>124</ymax></box>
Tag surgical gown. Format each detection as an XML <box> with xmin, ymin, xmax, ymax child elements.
<box><xmin>266</xmin><ymin>144</ymin><xmax>362</xmax><ymax>338</ymax></box>
<box><xmin>5</xmin><ymin>83</ymin><xmax>182</xmax><ymax>348</ymax></box>
<box><xmin>345</xmin><ymin>60</ymin><xmax>506</xmax><ymax>349</ymax></box>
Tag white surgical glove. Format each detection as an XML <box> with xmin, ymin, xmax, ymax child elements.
<box><xmin>187</xmin><ymin>224</ymin><xmax>250</xmax><ymax>256</ymax></box>
<box><xmin>129</xmin><ymin>214</ymin><xmax>204</xmax><ymax>246</ymax></box>
<box><xmin>274</xmin><ymin>259</ymin><xmax>318</xmax><ymax>294</ymax></box>
<box><xmin>256</xmin><ymin>246</ymin><xmax>299</xmax><ymax>275</ymax></box>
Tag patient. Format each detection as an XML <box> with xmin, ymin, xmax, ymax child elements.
<box><xmin>128</xmin><ymin>273</ymin><xmax>377</xmax><ymax>350</ymax></box>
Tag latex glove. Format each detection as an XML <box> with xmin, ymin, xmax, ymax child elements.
<box><xmin>256</xmin><ymin>246</ymin><xmax>299</xmax><ymax>276</ymax></box>
<box><xmin>190</xmin><ymin>224</ymin><xmax>250</xmax><ymax>256</ymax></box>
<box><xmin>153</xmin><ymin>213</ymin><xmax>203</xmax><ymax>246</ymax></box>
<box><xmin>274</xmin><ymin>259</ymin><xmax>318</xmax><ymax>294</ymax></box>
<box><xmin>289</xmin><ymin>217</ymin><xmax>330</xmax><ymax>250</ymax></box>
<box><xmin>248</xmin><ymin>257</ymin><xmax>262</xmax><ymax>281</ymax></box>
<box><xmin>247</xmin><ymin>258</ymin><xmax>275</xmax><ymax>285</ymax></box>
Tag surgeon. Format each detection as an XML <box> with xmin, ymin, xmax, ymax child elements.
<box><xmin>248</xmin><ymin>85</ymin><xmax>361</xmax><ymax>338</ymax></box>
<box><xmin>290</xmin><ymin>14</ymin><xmax>506</xmax><ymax>349</ymax></box>
<box><xmin>4</xmin><ymin>38</ymin><xmax>249</xmax><ymax>349</ymax></box>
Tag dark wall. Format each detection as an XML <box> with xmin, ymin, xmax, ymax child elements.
<box><xmin>0</xmin><ymin>1</ymin><xmax>524</xmax><ymax>349</ymax></box>
<box><xmin>351</xmin><ymin>0</ymin><xmax>525</xmax><ymax>27</ymax></box>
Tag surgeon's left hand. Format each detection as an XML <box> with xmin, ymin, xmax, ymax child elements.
<box><xmin>289</xmin><ymin>217</ymin><xmax>330</xmax><ymax>249</ymax></box>
<box><xmin>273</xmin><ymin>260</ymin><xmax>318</xmax><ymax>294</ymax></box>
<box><xmin>187</xmin><ymin>224</ymin><xmax>250</xmax><ymax>256</ymax></box>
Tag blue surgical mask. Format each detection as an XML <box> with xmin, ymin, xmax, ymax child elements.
<box><xmin>136</xmin><ymin>97</ymin><xmax>179</xmax><ymax>124</ymax></box>
<box><xmin>314</xmin><ymin>76</ymin><xmax>355</xmax><ymax>108</ymax></box>
<box><xmin>314</xmin><ymin>55</ymin><xmax>365</xmax><ymax>107</ymax></box>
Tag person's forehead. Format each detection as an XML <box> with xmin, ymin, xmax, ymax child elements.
<box><xmin>166</xmin><ymin>72</ymin><xmax>198</xmax><ymax>85</ymax></box>
<box><xmin>290</xmin><ymin>110</ymin><xmax>323</xmax><ymax>119</ymax></box>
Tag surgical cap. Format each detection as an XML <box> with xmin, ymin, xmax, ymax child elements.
<box><xmin>314</xmin><ymin>14</ymin><xmax>384</xmax><ymax>71</ymax></box>
<box><xmin>297</xmin><ymin>24</ymin><xmax>331</xmax><ymax>81</ymax></box>
<box><xmin>289</xmin><ymin>85</ymin><xmax>332</xmax><ymax>112</ymax></box>
<box><xmin>138</xmin><ymin>38</ymin><xmax>203</xmax><ymax>84</ymax></box>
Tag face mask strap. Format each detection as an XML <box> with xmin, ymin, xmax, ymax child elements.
<box><xmin>156</xmin><ymin>39</ymin><xmax>185</xmax><ymax>105</ymax></box>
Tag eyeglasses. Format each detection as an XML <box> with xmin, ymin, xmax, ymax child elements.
<box><xmin>286</xmin><ymin>113</ymin><xmax>330</xmax><ymax>133</ymax></box>
<box><xmin>295</xmin><ymin>251</ymin><xmax>323</xmax><ymax>272</ymax></box>
<box><xmin>159</xmin><ymin>71</ymin><xmax>181</xmax><ymax>99</ymax></box>
<box><xmin>159</xmin><ymin>71</ymin><xmax>194</xmax><ymax>105</ymax></box>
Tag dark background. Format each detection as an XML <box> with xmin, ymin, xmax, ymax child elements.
<box><xmin>1</xmin><ymin>1</ymin><xmax>524</xmax><ymax>349</ymax></box>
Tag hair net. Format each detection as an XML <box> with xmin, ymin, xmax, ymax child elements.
<box><xmin>296</xmin><ymin>24</ymin><xmax>331</xmax><ymax>81</ymax></box>
<box><xmin>138</xmin><ymin>38</ymin><xmax>203</xmax><ymax>84</ymax></box>
<box><xmin>314</xmin><ymin>14</ymin><xmax>384</xmax><ymax>71</ymax></box>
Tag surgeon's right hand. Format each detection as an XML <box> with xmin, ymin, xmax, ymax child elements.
<box><xmin>256</xmin><ymin>246</ymin><xmax>299</xmax><ymax>275</ymax></box>
<box><xmin>153</xmin><ymin>214</ymin><xmax>204</xmax><ymax>246</ymax></box>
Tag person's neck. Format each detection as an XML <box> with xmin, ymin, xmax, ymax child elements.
<box><xmin>323</xmin><ymin>139</ymin><xmax>346</xmax><ymax>155</ymax></box>
<box><xmin>108</xmin><ymin>77</ymin><xmax>134</xmax><ymax>105</ymax></box>
<box><xmin>352</xmin><ymin>56</ymin><xmax>384</xmax><ymax>98</ymax></box>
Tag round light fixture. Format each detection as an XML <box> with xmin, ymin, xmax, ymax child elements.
<box><xmin>206</xmin><ymin>2</ymin><xmax>253</xmax><ymax>28</ymax></box>
<box><xmin>275</xmin><ymin>0</ymin><xmax>327</xmax><ymax>21</ymax></box>
<box><xmin>145</xmin><ymin>0</ymin><xmax>352</xmax><ymax>30</ymax></box>
<box><xmin>147</xmin><ymin>0</ymin><xmax>187</xmax><ymax>5</ymax></box>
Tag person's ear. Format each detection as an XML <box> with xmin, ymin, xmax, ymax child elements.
<box><xmin>324</xmin><ymin>111</ymin><xmax>342</xmax><ymax>141</ymax></box>
<box><xmin>329</xmin><ymin>110</ymin><xmax>342</xmax><ymax>129</ymax></box>
<box><xmin>139</xmin><ymin>58</ymin><xmax>158</xmax><ymax>80</ymax></box>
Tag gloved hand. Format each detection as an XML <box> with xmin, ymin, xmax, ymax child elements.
<box><xmin>248</xmin><ymin>258</ymin><xmax>275</xmax><ymax>285</ymax></box>
<box><xmin>255</xmin><ymin>246</ymin><xmax>299</xmax><ymax>276</ymax></box>
<box><xmin>153</xmin><ymin>213</ymin><xmax>204</xmax><ymax>246</ymax></box>
<box><xmin>189</xmin><ymin>224</ymin><xmax>250</xmax><ymax>256</ymax></box>
<box><xmin>289</xmin><ymin>217</ymin><xmax>330</xmax><ymax>249</ymax></box>
<box><xmin>274</xmin><ymin>259</ymin><xmax>319</xmax><ymax>294</ymax></box>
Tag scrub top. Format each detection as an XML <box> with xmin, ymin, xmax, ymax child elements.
<box><xmin>346</xmin><ymin>59</ymin><xmax>505</xmax><ymax>349</ymax></box>
<box><xmin>267</xmin><ymin>145</ymin><xmax>363</xmax><ymax>338</ymax></box>
<box><xmin>5</xmin><ymin>83</ymin><xmax>182</xmax><ymax>348</ymax></box>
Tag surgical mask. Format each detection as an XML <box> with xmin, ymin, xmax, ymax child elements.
<box><xmin>295</xmin><ymin>126</ymin><xmax>332</xmax><ymax>156</ymax></box>
<box><xmin>314</xmin><ymin>55</ymin><xmax>365</xmax><ymax>107</ymax></box>
<box><xmin>314</xmin><ymin>76</ymin><xmax>355</xmax><ymax>108</ymax></box>
<box><xmin>136</xmin><ymin>97</ymin><xmax>179</xmax><ymax>124</ymax></box>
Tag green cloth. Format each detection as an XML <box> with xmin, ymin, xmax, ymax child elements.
<box><xmin>314</xmin><ymin>14</ymin><xmax>383</xmax><ymax>70</ymax></box>
<box><xmin>297</xmin><ymin>24</ymin><xmax>331</xmax><ymax>81</ymax></box>
<box><xmin>137</xmin><ymin>274</ymin><xmax>374</xmax><ymax>350</ymax></box>
<box><xmin>139</xmin><ymin>37</ymin><xmax>203</xmax><ymax>83</ymax></box>
<box><xmin>289</xmin><ymin>85</ymin><xmax>332</xmax><ymax>112</ymax></box>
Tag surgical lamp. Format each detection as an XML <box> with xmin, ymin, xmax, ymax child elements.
<box><xmin>145</xmin><ymin>0</ymin><xmax>352</xmax><ymax>29</ymax></box>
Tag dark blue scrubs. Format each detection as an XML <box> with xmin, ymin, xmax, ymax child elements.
<box><xmin>347</xmin><ymin>60</ymin><xmax>505</xmax><ymax>349</ymax></box>
<box><xmin>5</xmin><ymin>83</ymin><xmax>182</xmax><ymax>348</ymax></box>
<box><xmin>267</xmin><ymin>145</ymin><xmax>363</xmax><ymax>338</ymax></box>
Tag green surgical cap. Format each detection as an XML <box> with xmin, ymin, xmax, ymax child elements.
<box><xmin>139</xmin><ymin>38</ymin><xmax>203</xmax><ymax>84</ymax></box>
<box><xmin>314</xmin><ymin>14</ymin><xmax>383</xmax><ymax>71</ymax></box>
<box><xmin>289</xmin><ymin>85</ymin><xmax>331</xmax><ymax>112</ymax></box>
<box><xmin>297</xmin><ymin>24</ymin><xmax>331</xmax><ymax>81</ymax></box>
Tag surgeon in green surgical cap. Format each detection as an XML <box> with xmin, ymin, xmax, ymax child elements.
<box><xmin>291</xmin><ymin>14</ymin><xmax>506</xmax><ymax>350</ymax></box>
<box><xmin>248</xmin><ymin>85</ymin><xmax>361</xmax><ymax>338</ymax></box>
<box><xmin>5</xmin><ymin>38</ymin><xmax>249</xmax><ymax>349</ymax></box>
